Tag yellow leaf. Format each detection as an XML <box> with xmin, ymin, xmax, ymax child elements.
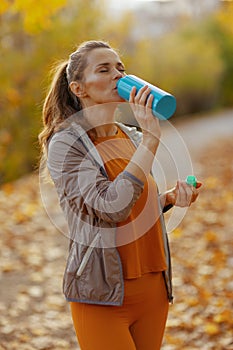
<box><xmin>186</xmin><ymin>297</ymin><xmax>199</xmax><ymax>307</ymax></box>
<box><xmin>7</xmin><ymin>0</ymin><xmax>67</xmax><ymax>34</ymax></box>
<box><xmin>214</xmin><ymin>310</ymin><xmax>232</xmax><ymax>324</ymax></box>
<box><xmin>30</xmin><ymin>328</ymin><xmax>47</xmax><ymax>336</ymax></box>
<box><xmin>204</xmin><ymin>230</ymin><xmax>217</xmax><ymax>243</ymax></box>
<box><xmin>0</xmin><ymin>0</ymin><xmax>11</xmax><ymax>14</ymax></box>
<box><xmin>19</xmin><ymin>333</ymin><xmax>31</xmax><ymax>342</ymax></box>
<box><xmin>205</xmin><ymin>176</ymin><xmax>220</xmax><ymax>189</ymax></box>
<box><xmin>172</xmin><ymin>227</ymin><xmax>183</xmax><ymax>238</ymax></box>
<box><xmin>6</xmin><ymin>88</ymin><xmax>21</xmax><ymax>106</ymax></box>
<box><xmin>14</xmin><ymin>212</ymin><xmax>29</xmax><ymax>224</ymax></box>
<box><xmin>0</xmin><ymin>130</ymin><xmax>13</xmax><ymax>145</ymax></box>
<box><xmin>1</xmin><ymin>182</ymin><xmax>14</xmax><ymax>195</ymax></box>
<box><xmin>204</xmin><ymin>322</ymin><xmax>220</xmax><ymax>335</ymax></box>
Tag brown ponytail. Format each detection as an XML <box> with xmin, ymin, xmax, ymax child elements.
<box><xmin>38</xmin><ymin>61</ymin><xmax>81</xmax><ymax>154</ymax></box>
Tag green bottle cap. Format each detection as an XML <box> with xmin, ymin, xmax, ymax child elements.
<box><xmin>186</xmin><ymin>175</ymin><xmax>197</xmax><ymax>188</ymax></box>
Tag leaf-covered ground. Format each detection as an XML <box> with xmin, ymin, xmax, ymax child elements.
<box><xmin>0</xmin><ymin>136</ymin><xmax>232</xmax><ymax>350</ymax></box>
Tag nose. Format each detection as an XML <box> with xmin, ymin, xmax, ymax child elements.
<box><xmin>113</xmin><ymin>68</ymin><xmax>124</xmax><ymax>80</ymax></box>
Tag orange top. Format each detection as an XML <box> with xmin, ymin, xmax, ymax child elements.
<box><xmin>92</xmin><ymin>126</ymin><xmax>167</xmax><ymax>279</ymax></box>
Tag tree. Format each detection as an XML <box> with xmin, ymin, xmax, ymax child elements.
<box><xmin>127</xmin><ymin>23</ymin><xmax>223</xmax><ymax>116</ymax></box>
<box><xmin>208</xmin><ymin>2</ymin><xmax>233</xmax><ymax>105</ymax></box>
<box><xmin>0</xmin><ymin>0</ymin><xmax>106</xmax><ymax>183</ymax></box>
<box><xmin>0</xmin><ymin>0</ymin><xmax>67</xmax><ymax>34</ymax></box>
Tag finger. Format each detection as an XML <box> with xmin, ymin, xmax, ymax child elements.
<box><xmin>135</xmin><ymin>85</ymin><xmax>150</xmax><ymax>104</ymax></box>
<box><xmin>133</xmin><ymin>85</ymin><xmax>147</xmax><ymax>101</ymax></box>
<box><xmin>186</xmin><ymin>183</ymin><xmax>201</xmax><ymax>204</ymax></box>
<box><xmin>139</xmin><ymin>87</ymin><xmax>151</xmax><ymax>106</ymax></box>
<box><xmin>182</xmin><ymin>181</ymin><xmax>193</xmax><ymax>204</ymax></box>
<box><xmin>179</xmin><ymin>181</ymin><xmax>192</xmax><ymax>206</ymax></box>
<box><xmin>146</xmin><ymin>93</ymin><xmax>154</xmax><ymax>109</ymax></box>
<box><xmin>175</xmin><ymin>181</ymin><xmax>185</xmax><ymax>205</ymax></box>
<box><xmin>129</xmin><ymin>86</ymin><xmax>137</xmax><ymax>103</ymax></box>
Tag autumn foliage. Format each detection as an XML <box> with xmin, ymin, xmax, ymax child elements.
<box><xmin>0</xmin><ymin>1</ymin><xmax>233</xmax><ymax>184</ymax></box>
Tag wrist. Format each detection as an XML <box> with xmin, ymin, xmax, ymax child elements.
<box><xmin>141</xmin><ymin>136</ymin><xmax>159</xmax><ymax>152</ymax></box>
<box><xmin>165</xmin><ymin>189</ymin><xmax>176</xmax><ymax>206</ymax></box>
<box><xmin>160</xmin><ymin>191</ymin><xmax>175</xmax><ymax>213</ymax></box>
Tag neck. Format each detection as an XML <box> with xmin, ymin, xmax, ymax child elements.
<box><xmin>83</xmin><ymin>103</ymin><xmax>119</xmax><ymax>137</ymax></box>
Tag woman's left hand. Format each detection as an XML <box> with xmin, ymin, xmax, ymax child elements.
<box><xmin>166</xmin><ymin>180</ymin><xmax>202</xmax><ymax>208</ymax></box>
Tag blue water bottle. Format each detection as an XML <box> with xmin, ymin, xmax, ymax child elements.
<box><xmin>116</xmin><ymin>75</ymin><xmax>176</xmax><ymax>120</ymax></box>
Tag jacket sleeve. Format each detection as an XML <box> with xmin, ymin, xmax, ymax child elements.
<box><xmin>162</xmin><ymin>203</ymin><xmax>173</xmax><ymax>213</ymax></box>
<box><xmin>47</xmin><ymin>131</ymin><xmax>144</xmax><ymax>223</ymax></box>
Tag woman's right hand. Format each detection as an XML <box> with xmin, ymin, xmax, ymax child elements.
<box><xmin>129</xmin><ymin>85</ymin><xmax>161</xmax><ymax>152</ymax></box>
<box><xmin>124</xmin><ymin>85</ymin><xmax>161</xmax><ymax>183</ymax></box>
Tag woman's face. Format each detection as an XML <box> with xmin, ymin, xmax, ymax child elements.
<box><xmin>79</xmin><ymin>48</ymin><xmax>126</xmax><ymax>106</ymax></box>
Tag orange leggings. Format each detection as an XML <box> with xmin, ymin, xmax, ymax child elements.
<box><xmin>70</xmin><ymin>272</ymin><xmax>169</xmax><ymax>350</ymax></box>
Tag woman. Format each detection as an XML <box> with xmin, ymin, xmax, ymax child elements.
<box><xmin>39</xmin><ymin>40</ymin><xmax>201</xmax><ymax>350</ymax></box>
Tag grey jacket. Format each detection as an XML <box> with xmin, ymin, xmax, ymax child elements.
<box><xmin>47</xmin><ymin>119</ymin><xmax>173</xmax><ymax>305</ymax></box>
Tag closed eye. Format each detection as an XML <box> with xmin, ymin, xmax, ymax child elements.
<box><xmin>96</xmin><ymin>61</ymin><xmax>126</xmax><ymax>73</ymax></box>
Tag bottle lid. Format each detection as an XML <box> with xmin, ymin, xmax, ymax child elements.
<box><xmin>186</xmin><ymin>175</ymin><xmax>197</xmax><ymax>187</ymax></box>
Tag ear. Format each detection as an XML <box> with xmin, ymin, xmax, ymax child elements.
<box><xmin>69</xmin><ymin>81</ymin><xmax>87</xmax><ymax>98</ymax></box>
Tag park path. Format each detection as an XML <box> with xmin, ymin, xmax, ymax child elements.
<box><xmin>155</xmin><ymin>109</ymin><xmax>233</xmax><ymax>187</ymax></box>
<box><xmin>163</xmin><ymin>108</ymin><xmax>233</xmax><ymax>157</ymax></box>
<box><xmin>0</xmin><ymin>109</ymin><xmax>232</xmax><ymax>350</ymax></box>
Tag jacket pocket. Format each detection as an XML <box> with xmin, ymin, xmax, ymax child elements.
<box><xmin>76</xmin><ymin>232</ymin><xmax>99</xmax><ymax>278</ymax></box>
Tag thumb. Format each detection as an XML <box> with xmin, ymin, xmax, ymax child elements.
<box><xmin>196</xmin><ymin>182</ymin><xmax>202</xmax><ymax>189</ymax></box>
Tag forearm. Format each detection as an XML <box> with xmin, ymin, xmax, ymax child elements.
<box><xmin>125</xmin><ymin>139</ymin><xmax>159</xmax><ymax>183</ymax></box>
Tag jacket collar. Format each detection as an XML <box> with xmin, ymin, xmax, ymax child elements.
<box><xmin>68</xmin><ymin>119</ymin><xmax>141</xmax><ymax>172</ymax></box>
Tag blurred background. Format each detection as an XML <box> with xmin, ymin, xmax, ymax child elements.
<box><xmin>0</xmin><ymin>1</ymin><xmax>233</xmax><ymax>350</ymax></box>
<box><xmin>0</xmin><ymin>0</ymin><xmax>232</xmax><ymax>183</ymax></box>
